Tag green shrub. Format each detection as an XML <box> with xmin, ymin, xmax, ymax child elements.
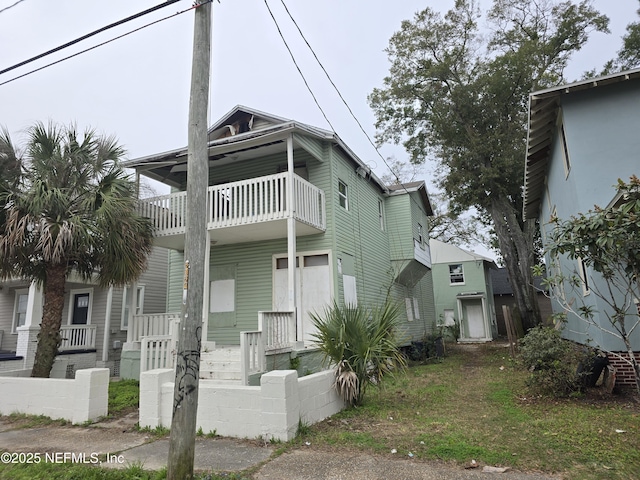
<box><xmin>519</xmin><ymin>326</ymin><xmax>590</xmax><ymax>397</ymax></box>
<box><xmin>311</xmin><ymin>300</ymin><xmax>406</xmax><ymax>406</ymax></box>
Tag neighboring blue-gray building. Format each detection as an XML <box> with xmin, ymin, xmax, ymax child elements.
<box><xmin>523</xmin><ymin>68</ymin><xmax>640</xmax><ymax>388</ymax></box>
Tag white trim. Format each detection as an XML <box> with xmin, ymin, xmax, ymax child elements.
<box><xmin>67</xmin><ymin>288</ymin><xmax>94</xmax><ymax>325</ymax></box>
<box><xmin>577</xmin><ymin>258</ymin><xmax>591</xmax><ymax>296</ymax></box>
<box><xmin>121</xmin><ymin>285</ymin><xmax>145</xmax><ymax>331</ymax></box>
<box><xmin>338</xmin><ymin>180</ymin><xmax>348</xmax><ymax>210</ymax></box>
<box><xmin>12</xmin><ymin>289</ymin><xmax>29</xmax><ymax>333</ymax></box>
<box><xmin>448</xmin><ymin>264</ymin><xmax>465</xmax><ymax>285</ymax></box>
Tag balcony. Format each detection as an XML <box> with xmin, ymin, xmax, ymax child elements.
<box><xmin>138</xmin><ymin>173</ymin><xmax>326</xmax><ymax>249</ymax></box>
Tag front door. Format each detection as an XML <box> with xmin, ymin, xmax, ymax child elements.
<box><xmin>463</xmin><ymin>300</ymin><xmax>485</xmax><ymax>338</ymax></box>
<box><xmin>274</xmin><ymin>253</ymin><xmax>332</xmax><ymax>344</ymax></box>
<box><xmin>71</xmin><ymin>293</ymin><xmax>90</xmax><ymax>325</ymax></box>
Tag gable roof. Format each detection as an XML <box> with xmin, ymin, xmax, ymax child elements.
<box><xmin>429</xmin><ymin>239</ymin><xmax>496</xmax><ymax>267</ymax></box>
<box><xmin>124</xmin><ymin>105</ymin><xmax>389</xmax><ymax>192</ymax></box>
<box><xmin>386</xmin><ymin>181</ymin><xmax>434</xmax><ymax>216</ymax></box>
<box><xmin>523</xmin><ymin>68</ymin><xmax>640</xmax><ymax>220</ymax></box>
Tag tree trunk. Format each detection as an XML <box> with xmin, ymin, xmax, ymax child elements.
<box><xmin>489</xmin><ymin>196</ymin><xmax>541</xmax><ymax>331</ymax></box>
<box><xmin>31</xmin><ymin>263</ymin><xmax>67</xmax><ymax>378</ymax></box>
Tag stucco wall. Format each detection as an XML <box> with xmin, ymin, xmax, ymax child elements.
<box><xmin>0</xmin><ymin>368</ymin><xmax>108</xmax><ymax>423</ymax></box>
<box><xmin>140</xmin><ymin>368</ymin><xmax>344</xmax><ymax>441</ymax></box>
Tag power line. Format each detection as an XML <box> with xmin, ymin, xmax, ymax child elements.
<box><xmin>262</xmin><ymin>0</ymin><xmax>337</xmax><ymax>133</ymax></box>
<box><xmin>0</xmin><ymin>1</ymin><xmax>210</xmax><ymax>87</ymax></box>
<box><xmin>0</xmin><ymin>0</ymin><xmax>26</xmax><ymax>15</ymax></box>
<box><xmin>277</xmin><ymin>0</ymin><xmax>408</xmax><ymax>185</ymax></box>
<box><xmin>0</xmin><ymin>0</ymin><xmax>184</xmax><ymax>77</ymax></box>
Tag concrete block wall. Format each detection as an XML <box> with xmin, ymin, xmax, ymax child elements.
<box><xmin>298</xmin><ymin>369</ymin><xmax>344</xmax><ymax>425</ymax></box>
<box><xmin>0</xmin><ymin>368</ymin><xmax>109</xmax><ymax>423</ymax></box>
<box><xmin>0</xmin><ymin>359</ymin><xmax>24</xmax><ymax>373</ymax></box>
<box><xmin>0</xmin><ymin>368</ymin><xmax>30</xmax><ymax>377</ymax></box>
<box><xmin>140</xmin><ymin>368</ymin><xmax>345</xmax><ymax>441</ymax></box>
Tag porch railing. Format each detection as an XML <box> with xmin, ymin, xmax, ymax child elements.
<box><xmin>140</xmin><ymin>336</ymin><xmax>175</xmax><ymax>373</ymax></box>
<box><xmin>139</xmin><ymin>173</ymin><xmax>325</xmax><ymax>238</ymax></box>
<box><xmin>130</xmin><ymin>313</ymin><xmax>181</xmax><ymax>344</ymax></box>
<box><xmin>240</xmin><ymin>331</ymin><xmax>265</xmax><ymax>385</ymax></box>
<box><xmin>59</xmin><ymin>325</ymin><xmax>97</xmax><ymax>351</ymax></box>
<box><xmin>258</xmin><ymin>311</ymin><xmax>296</xmax><ymax>353</ymax></box>
<box><xmin>139</xmin><ymin>318</ymin><xmax>180</xmax><ymax>373</ymax></box>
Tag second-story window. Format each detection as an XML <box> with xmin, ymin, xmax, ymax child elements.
<box><xmin>417</xmin><ymin>223</ymin><xmax>424</xmax><ymax>244</ymax></box>
<box><xmin>378</xmin><ymin>200</ymin><xmax>384</xmax><ymax>230</ymax></box>
<box><xmin>449</xmin><ymin>264</ymin><xmax>465</xmax><ymax>284</ymax></box>
<box><xmin>338</xmin><ymin>180</ymin><xmax>348</xmax><ymax>210</ymax></box>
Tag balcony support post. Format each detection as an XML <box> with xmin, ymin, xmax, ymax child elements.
<box><xmin>286</xmin><ymin>134</ymin><xmax>298</xmax><ymax>340</ymax></box>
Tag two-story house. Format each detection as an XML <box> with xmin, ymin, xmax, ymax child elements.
<box><xmin>121</xmin><ymin>106</ymin><xmax>436</xmax><ymax>381</ymax></box>
<box><xmin>429</xmin><ymin>239</ymin><xmax>498</xmax><ymax>342</ymax></box>
<box><xmin>523</xmin><ymin>68</ymin><xmax>640</xmax><ymax>388</ymax></box>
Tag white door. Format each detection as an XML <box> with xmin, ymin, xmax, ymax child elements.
<box><xmin>465</xmin><ymin>302</ymin><xmax>486</xmax><ymax>338</ymax></box>
<box><xmin>274</xmin><ymin>253</ymin><xmax>331</xmax><ymax>344</ymax></box>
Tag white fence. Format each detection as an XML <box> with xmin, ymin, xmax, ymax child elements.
<box><xmin>140</xmin><ymin>368</ymin><xmax>344</xmax><ymax>441</ymax></box>
<box><xmin>0</xmin><ymin>368</ymin><xmax>109</xmax><ymax>423</ymax></box>
<box><xmin>139</xmin><ymin>173</ymin><xmax>326</xmax><ymax>238</ymax></box>
<box><xmin>59</xmin><ymin>325</ymin><xmax>97</xmax><ymax>351</ymax></box>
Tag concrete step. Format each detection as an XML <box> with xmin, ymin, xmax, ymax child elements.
<box><xmin>200</xmin><ymin>347</ymin><xmax>241</xmax><ymax>362</ymax></box>
<box><xmin>200</xmin><ymin>360</ymin><xmax>241</xmax><ymax>372</ymax></box>
<box><xmin>198</xmin><ymin>377</ymin><xmax>243</xmax><ymax>385</ymax></box>
<box><xmin>198</xmin><ymin>369</ymin><xmax>242</xmax><ymax>381</ymax></box>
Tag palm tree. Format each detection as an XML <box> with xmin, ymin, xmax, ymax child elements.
<box><xmin>0</xmin><ymin>121</ymin><xmax>153</xmax><ymax>378</ymax></box>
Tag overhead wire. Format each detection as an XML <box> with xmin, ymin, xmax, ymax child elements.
<box><xmin>277</xmin><ymin>0</ymin><xmax>410</xmax><ymax>186</ymax></box>
<box><xmin>262</xmin><ymin>0</ymin><xmax>337</xmax><ymax>134</ymax></box>
<box><xmin>0</xmin><ymin>1</ymin><xmax>211</xmax><ymax>87</ymax></box>
<box><xmin>0</xmin><ymin>0</ymin><xmax>26</xmax><ymax>15</ymax></box>
<box><xmin>0</xmin><ymin>0</ymin><xmax>185</xmax><ymax>77</ymax></box>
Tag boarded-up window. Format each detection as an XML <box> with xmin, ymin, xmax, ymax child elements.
<box><xmin>344</xmin><ymin>275</ymin><xmax>357</xmax><ymax>307</ymax></box>
<box><xmin>210</xmin><ymin>265</ymin><xmax>237</xmax><ymax>327</ymax></box>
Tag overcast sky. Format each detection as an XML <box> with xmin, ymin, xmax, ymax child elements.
<box><xmin>0</xmin><ymin>0</ymin><xmax>637</xmax><ymax>256</ymax></box>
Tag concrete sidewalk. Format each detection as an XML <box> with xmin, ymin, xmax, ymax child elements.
<box><xmin>0</xmin><ymin>415</ymin><xmax>559</xmax><ymax>479</ymax></box>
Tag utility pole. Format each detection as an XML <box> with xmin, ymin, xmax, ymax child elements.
<box><xmin>167</xmin><ymin>1</ymin><xmax>211</xmax><ymax>478</ymax></box>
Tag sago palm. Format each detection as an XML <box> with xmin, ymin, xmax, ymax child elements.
<box><xmin>0</xmin><ymin>121</ymin><xmax>153</xmax><ymax>377</ymax></box>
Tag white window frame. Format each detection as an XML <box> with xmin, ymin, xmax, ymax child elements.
<box><xmin>378</xmin><ymin>199</ymin><xmax>384</xmax><ymax>231</ymax></box>
<box><xmin>417</xmin><ymin>223</ymin><xmax>424</xmax><ymax>245</ymax></box>
<box><xmin>577</xmin><ymin>258</ymin><xmax>590</xmax><ymax>296</ymax></box>
<box><xmin>121</xmin><ymin>285</ymin><xmax>145</xmax><ymax>330</ymax></box>
<box><xmin>559</xmin><ymin>122</ymin><xmax>571</xmax><ymax>178</ymax></box>
<box><xmin>338</xmin><ymin>180</ymin><xmax>348</xmax><ymax>210</ymax></box>
<box><xmin>67</xmin><ymin>288</ymin><xmax>94</xmax><ymax>325</ymax></box>
<box><xmin>12</xmin><ymin>289</ymin><xmax>29</xmax><ymax>333</ymax></box>
<box><xmin>449</xmin><ymin>264</ymin><xmax>465</xmax><ymax>285</ymax></box>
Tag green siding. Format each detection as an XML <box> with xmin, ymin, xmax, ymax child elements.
<box><xmin>163</xmin><ymin>137</ymin><xmax>437</xmax><ymax>346</ymax></box>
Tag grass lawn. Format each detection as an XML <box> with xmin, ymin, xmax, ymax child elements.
<box><xmin>1</xmin><ymin>343</ymin><xmax>638</xmax><ymax>479</ymax></box>
<box><xmin>295</xmin><ymin>343</ymin><xmax>640</xmax><ymax>480</ymax></box>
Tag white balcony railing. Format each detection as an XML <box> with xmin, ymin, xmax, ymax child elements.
<box><xmin>258</xmin><ymin>311</ymin><xmax>296</xmax><ymax>353</ymax></box>
<box><xmin>59</xmin><ymin>325</ymin><xmax>97</xmax><ymax>351</ymax></box>
<box><xmin>130</xmin><ymin>313</ymin><xmax>181</xmax><ymax>344</ymax></box>
<box><xmin>139</xmin><ymin>173</ymin><xmax>325</xmax><ymax>238</ymax></box>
